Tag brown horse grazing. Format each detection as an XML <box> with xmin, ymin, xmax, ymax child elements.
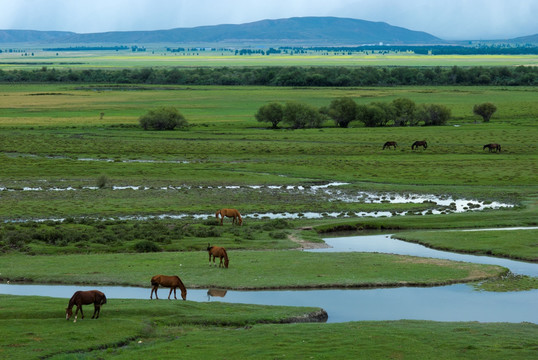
<box><xmin>215</xmin><ymin>208</ymin><xmax>243</xmax><ymax>226</ymax></box>
<box><xmin>207</xmin><ymin>243</ymin><xmax>229</xmax><ymax>268</ymax></box>
<box><xmin>412</xmin><ymin>140</ymin><xmax>428</xmax><ymax>150</ymax></box>
<box><xmin>483</xmin><ymin>143</ymin><xmax>501</xmax><ymax>153</ymax></box>
<box><xmin>65</xmin><ymin>290</ymin><xmax>107</xmax><ymax>322</ymax></box>
<box><xmin>150</xmin><ymin>275</ymin><xmax>187</xmax><ymax>300</ymax></box>
<box><xmin>383</xmin><ymin>141</ymin><xmax>398</xmax><ymax>150</ymax></box>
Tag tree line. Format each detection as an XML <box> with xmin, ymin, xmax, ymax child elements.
<box><xmin>255</xmin><ymin>98</ymin><xmax>498</xmax><ymax>129</ymax></box>
<box><xmin>0</xmin><ymin>65</ymin><xmax>536</xmax><ymax>86</ymax></box>
<box><xmin>255</xmin><ymin>97</ymin><xmax>463</xmax><ymax>129</ymax></box>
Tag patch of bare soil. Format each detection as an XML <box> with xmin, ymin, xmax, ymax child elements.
<box><xmin>288</xmin><ymin>232</ymin><xmax>329</xmax><ymax>250</ymax></box>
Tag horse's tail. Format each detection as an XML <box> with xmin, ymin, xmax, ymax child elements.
<box><xmin>215</xmin><ymin>210</ymin><xmax>221</xmax><ymax>219</ymax></box>
<box><xmin>498</xmin><ymin>145</ymin><xmax>501</xmax><ymax>152</ymax></box>
<box><xmin>151</xmin><ymin>275</ymin><xmax>160</xmax><ymax>286</ymax></box>
<box><xmin>100</xmin><ymin>294</ymin><xmax>107</xmax><ymax>305</ymax></box>
<box><xmin>207</xmin><ymin>243</ymin><xmax>212</xmax><ymax>252</ymax></box>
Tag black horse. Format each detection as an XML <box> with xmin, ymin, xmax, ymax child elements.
<box><xmin>382</xmin><ymin>141</ymin><xmax>397</xmax><ymax>150</ymax></box>
<box><xmin>483</xmin><ymin>143</ymin><xmax>501</xmax><ymax>153</ymax></box>
<box><xmin>411</xmin><ymin>141</ymin><xmax>428</xmax><ymax>150</ymax></box>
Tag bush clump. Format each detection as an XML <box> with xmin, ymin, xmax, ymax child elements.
<box><xmin>133</xmin><ymin>240</ymin><xmax>161</xmax><ymax>252</ymax></box>
<box><xmin>139</xmin><ymin>106</ymin><xmax>188</xmax><ymax>130</ymax></box>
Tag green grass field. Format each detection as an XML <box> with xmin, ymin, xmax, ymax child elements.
<box><xmin>0</xmin><ymin>54</ymin><xmax>537</xmax><ymax>358</ymax></box>
<box><xmin>1</xmin><ymin>51</ymin><xmax>538</xmax><ymax>69</ymax></box>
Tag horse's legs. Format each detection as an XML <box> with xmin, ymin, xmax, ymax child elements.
<box><xmin>74</xmin><ymin>305</ymin><xmax>83</xmax><ymax>322</ymax></box>
<box><xmin>92</xmin><ymin>304</ymin><xmax>100</xmax><ymax>319</ymax></box>
<box><xmin>168</xmin><ymin>288</ymin><xmax>174</xmax><ymax>300</ymax></box>
<box><xmin>151</xmin><ymin>286</ymin><xmax>159</xmax><ymax>299</ymax></box>
<box><xmin>173</xmin><ymin>287</ymin><xmax>177</xmax><ymax>300</ymax></box>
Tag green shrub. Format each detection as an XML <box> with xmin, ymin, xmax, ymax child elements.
<box><xmin>133</xmin><ymin>240</ymin><xmax>161</xmax><ymax>252</ymax></box>
<box><xmin>139</xmin><ymin>106</ymin><xmax>188</xmax><ymax>130</ymax></box>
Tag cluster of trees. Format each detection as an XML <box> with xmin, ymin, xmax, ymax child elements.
<box><xmin>256</xmin><ymin>98</ymin><xmax>497</xmax><ymax>129</ymax></box>
<box><xmin>1</xmin><ymin>65</ymin><xmax>536</xmax><ymax>86</ymax></box>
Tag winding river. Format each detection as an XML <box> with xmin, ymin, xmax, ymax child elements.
<box><xmin>1</xmin><ymin>230</ymin><xmax>536</xmax><ymax>324</ymax></box>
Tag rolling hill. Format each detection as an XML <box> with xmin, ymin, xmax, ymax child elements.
<box><xmin>0</xmin><ymin>17</ymin><xmax>444</xmax><ymax>45</ymax></box>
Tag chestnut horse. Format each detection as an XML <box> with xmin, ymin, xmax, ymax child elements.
<box><xmin>483</xmin><ymin>143</ymin><xmax>501</xmax><ymax>153</ymax></box>
<box><xmin>207</xmin><ymin>243</ymin><xmax>229</xmax><ymax>268</ymax></box>
<box><xmin>150</xmin><ymin>275</ymin><xmax>187</xmax><ymax>300</ymax></box>
<box><xmin>383</xmin><ymin>141</ymin><xmax>397</xmax><ymax>150</ymax></box>
<box><xmin>412</xmin><ymin>140</ymin><xmax>428</xmax><ymax>150</ymax></box>
<box><xmin>65</xmin><ymin>290</ymin><xmax>107</xmax><ymax>322</ymax></box>
<box><xmin>216</xmin><ymin>208</ymin><xmax>243</xmax><ymax>226</ymax></box>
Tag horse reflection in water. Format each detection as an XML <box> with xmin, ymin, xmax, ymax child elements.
<box><xmin>215</xmin><ymin>208</ymin><xmax>243</xmax><ymax>226</ymax></box>
<box><xmin>150</xmin><ymin>275</ymin><xmax>187</xmax><ymax>300</ymax></box>
<box><xmin>207</xmin><ymin>243</ymin><xmax>229</xmax><ymax>268</ymax></box>
<box><xmin>65</xmin><ymin>290</ymin><xmax>107</xmax><ymax>322</ymax></box>
<box><xmin>207</xmin><ymin>288</ymin><xmax>228</xmax><ymax>301</ymax></box>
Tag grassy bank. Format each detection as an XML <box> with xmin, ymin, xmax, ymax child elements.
<box><xmin>394</xmin><ymin>229</ymin><xmax>538</xmax><ymax>262</ymax></box>
<box><xmin>1</xmin><ymin>294</ymin><xmax>536</xmax><ymax>359</ymax></box>
<box><xmin>0</xmin><ymin>250</ymin><xmax>505</xmax><ymax>289</ymax></box>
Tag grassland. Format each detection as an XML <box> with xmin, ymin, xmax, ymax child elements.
<box><xmin>1</xmin><ymin>51</ymin><xmax>538</xmax><ymax>69</ymax></box>
<box><xmin>1</xmin><ymin>295</ymin><xmax>536</xmax><ymax>360</ymax></box>
<box><xmin>0</xmin><ymin>55</ymin><xmax>537</xmax><ymax>358</ymax></box>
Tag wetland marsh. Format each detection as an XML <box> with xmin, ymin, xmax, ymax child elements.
<box><xmin>0</xmin><ymin>64</ymin><xmax>537</xmax><ymax>358</ymax></box>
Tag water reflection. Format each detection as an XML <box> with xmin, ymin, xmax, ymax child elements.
<box><xmin>207</xmin><ymin>288</ymin><xmax>228</xmax><ymax>301</ymax></box>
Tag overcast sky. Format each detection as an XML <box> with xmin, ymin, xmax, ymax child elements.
<box><xmin>0</xmin><ymin>0</ymin><xmax>536</xmax><ymax>40</ymax></box>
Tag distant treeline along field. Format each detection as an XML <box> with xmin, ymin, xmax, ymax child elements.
<box><xmin>0</xmin><ymin>66</ymin><xmax>536</xmax><ymax>86</ymax></box>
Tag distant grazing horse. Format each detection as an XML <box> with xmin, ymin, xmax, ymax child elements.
<box><xmin>483</xmin><ymin>143</ymin><xmax>501</xmax><ymax>153</ymax></box>
<box><xmin>216</xmin><ymin>208</ymin><xmax>243</xmax><ymax>226</ymax></box>
<box><xmin>207</xmin><ymin>288</ymin><xmax>228</xmax><ymax>301</ymax></box>
<box><xmin>150</xmin><ymin>275</ymin><xmax>187</xmax><ymax>300</ymax></box>
<box><xmin>383</xmin><ymin>141</ymin><xmax>398</xmax><ymax>150</ymax></box>
<box><xmin>207</xmin><ymin>243</ymin><xmax>229</xmax><ymax>268</ymax></box>
<box><xmin>412</xmin><ymin>141</ymin><xmax>428</xmax><ymax>150</ymax></box>
<box><xmin>65</xmin><ymin>290</ymin><xmax>107</xmax><ymax>322</ymax></box>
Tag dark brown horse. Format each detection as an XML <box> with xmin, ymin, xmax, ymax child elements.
<box><xmin>207</xmin><ymin>243</ymin><xmax>229</xmax><ymax>268</ymax></box>
<box><xmin>382</xmin><ymin>141</ymin><xmax>397</xmax><ymax>150</ymax></box>
<box><xmin>483</xmin><ymin>143</ymin><xmax>501</xmax><ymax>153</ymax></box>
<box><xmin>65</xmin><ymin>290</ymin><xmax>107</xmax><ymax>322</ymax></box>
<box><xmin>412</xmin><ymin>140</ymin><xmax>428</xmax><ymax>150</ymax></box>
<box><xmin>216</xmin><ymin>208</ymin><xmax>243</xmax><ymax>226</ymax></box>
<box><xmin>150</xmin><ymin>275</ymin><xmax>187</xmax><ymax>300</ymax></box>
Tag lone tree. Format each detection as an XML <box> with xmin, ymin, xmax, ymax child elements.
<box><xmin>255</xmin><ymin>102</ymin><xmax>284</xmax><ymax>129</ymax></box>
<box><xmin>473</xmin><ymin>102</ymin><xmax>497</xmax><ymax>122</ymax></box>
<box><xmin>139</xmin><ymin>106</ymin><xmax>187</xmax><ymax>130</ymax></box>
<box><xmin>326</xmin><ymin>97</ymin><xmax>358</xmax><ymax>128</ymax></box>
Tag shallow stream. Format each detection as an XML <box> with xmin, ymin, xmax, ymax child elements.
<box><xmin>1</xmin><ymin>230</ymin><xmax>536</xmax><ymax>323</ymax></box>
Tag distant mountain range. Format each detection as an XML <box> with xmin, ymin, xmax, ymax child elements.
<box><xmin>0</xmin><ymin>17</ymin><xmax>441</xmax><ymax>45</ymax></box>
<box><xmin>0</xmin><ymin>17</ymin><xmax>535</xmax><ymax>46</ymax></box>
